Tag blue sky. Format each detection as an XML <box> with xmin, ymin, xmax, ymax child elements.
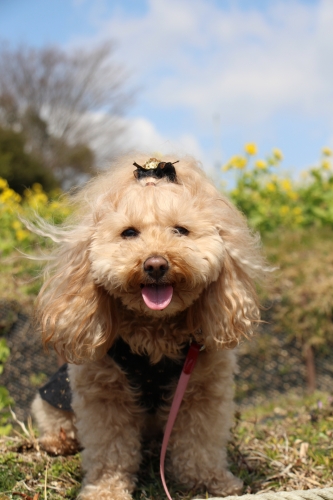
<box><xmin>1</xmin><ymin>0</ymin><xmax>332</xmax><ymax>185</ymax></box>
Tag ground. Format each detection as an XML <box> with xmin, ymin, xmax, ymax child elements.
<box><xmin>0</xmin><ymin>391</ymin><xmax>332</xmax><ymax>499</ymax></box>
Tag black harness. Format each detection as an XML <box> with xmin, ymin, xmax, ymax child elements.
<box><xmin>39</xmin><ymin>338</ymin><xmax>189</xmax><ymax>414</ymax></box>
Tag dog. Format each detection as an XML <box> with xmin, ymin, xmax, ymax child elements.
<box><xmin>31</xmin><ymin>153</ymin><xmax>266</xmax><ymax>499</ymax></box>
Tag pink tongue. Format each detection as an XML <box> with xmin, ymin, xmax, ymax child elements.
<box><xmin>141</xmin><ymin>285</ymin><xmax>173</xmax><ymax>310</ymax></box>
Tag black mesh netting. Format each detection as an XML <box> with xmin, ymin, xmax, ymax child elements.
<box><xmin>0</xmin><ymin>300</ymin><xmax>58</xmax><ymax>420</ymax></box>
<box><xmin>0</xmin><ymin>300</ymin><xmax>332</xmax><ymax>420</ymax></box>
<box><xmin>235</xmin><ymin>330</ymin><xmax>333</xmax><ymax>406</ymax></box>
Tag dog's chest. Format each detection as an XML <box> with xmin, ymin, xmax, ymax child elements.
<box><xmin>107</xmin><ymin>338</ymin><xmax>189</xmax><ymax>413</ymax></box>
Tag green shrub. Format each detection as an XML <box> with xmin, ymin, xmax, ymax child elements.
<box><xmin>0</xmin><ymin>126</ymin><xmax>59</xmax><ymax>195</ymax></box>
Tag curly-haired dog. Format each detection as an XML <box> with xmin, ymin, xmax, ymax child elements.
<box><xmin>31</xmin><ymin>154</ymin><xmax>266</xmax><ymax>499</ymax></box>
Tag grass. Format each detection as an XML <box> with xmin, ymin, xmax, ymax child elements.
<box><xmin>232</xmin><ymin>391</ymin><xmax>333</xmax><ymax>493</ymax></box>
<box><xmin>0</xmin><ymin>435</ymin><xmax>81</xmax><ymax>499</ymax></box>
<box><xmin>0</xmin><ymin>417</ymin><xmax>80</xmax><ymax>499</ymax></box>
<box><xmin>0</xmin><ymin>392</ymin><xmax>332</xmax><ymax>499</ymax></box>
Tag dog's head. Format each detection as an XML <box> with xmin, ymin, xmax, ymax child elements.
<box><xmin>35</xmin><ymin>153</ymin><xmax>267</xmax><ymax>362</ymax></box>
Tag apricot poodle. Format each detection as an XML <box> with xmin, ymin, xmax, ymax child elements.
<box><xmin>31</xmin><ymin>153</ymin><xmax>266</xmax><ymax>499</ymax></box>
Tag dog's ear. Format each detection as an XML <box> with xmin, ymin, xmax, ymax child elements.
<box><xmin>187</xmin><ymin>199</ymin><xmax>265</xmax><ymax>348</ymax></box>
<box><xmin>35</xmin><ymin>237</ymin><xmax>118</xmax><ymax>363</ymax></box>
<box><xmin>196</xmin><ymin>251</ymin><xmax>261</xmax><ymax>348</ymax></box>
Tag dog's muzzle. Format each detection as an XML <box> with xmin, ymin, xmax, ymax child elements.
<box><xmin>141</xmin><ymin>256</ymin><xmax>173</xmax><ymax>310</ymax></box>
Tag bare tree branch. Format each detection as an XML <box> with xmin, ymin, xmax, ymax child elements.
<box><xmin>0</xmin><ymin>40</ymin><xmax>133</xmax><ymax>187</ymax></box>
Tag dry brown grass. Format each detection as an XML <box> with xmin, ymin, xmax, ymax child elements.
<box><xmin>230</xmin><ymin>392</ymin><xmax>333</xmax><ymax>494</ymax></box>
<box><xmin>0</xmin><ymin>392</ymin><xmax>332</xmax><ymax>499</ymax></box>
<box><xmin>263</xmin><ymin>228</ymin><xmax>333</xmax><ymax>350</ymax></box>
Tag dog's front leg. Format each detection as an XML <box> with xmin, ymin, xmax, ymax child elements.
<box><xmin>165</xmin><ymin>349</ymin><xmax>243</xmax><ymax>497</ymax></box>
<box><xmin>69</xmin><ymin>361</ymin><xmax>143</xmax><ymax>500</ymax></box>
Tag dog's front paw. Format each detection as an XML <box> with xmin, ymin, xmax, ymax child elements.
<box><xmin>39</xmin><ymin>428</ymin><xmax>79</xmax><ymax>456</ymax></box>
<box><xmin>207</xmin><ymin>470</ymin><xmax>243</xmax><ymax>497</ymax></box>
<box><xmin>78</xmin><ymin>473</ymin><xmax>135</xmax><ymax>500</ymax></box>
<box><xmin>78</xmin><ymin>484</ymin><xmax>133</xmax><ymax>500</ymax></box>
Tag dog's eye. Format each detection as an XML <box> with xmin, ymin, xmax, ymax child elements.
<box><xmin>121</xmin><ymin>228</ymin><xmax>140</xmax><ymax>238</ymax></box>
<box><xmin>173</xmin><ymin>226</ymin><xmax>189</xmax><ymax>236</ymax></box>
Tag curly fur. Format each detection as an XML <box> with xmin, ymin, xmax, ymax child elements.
<box><xmin>32</xmin><ymin>152</ymin><xmax>267</xmax><ymax>499</ymax></box>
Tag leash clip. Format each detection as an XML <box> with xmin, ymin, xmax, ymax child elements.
<box><xmin>183</xmin><ymin>342</ymin><xmax>201</xmax><ymax>374</ymax></box>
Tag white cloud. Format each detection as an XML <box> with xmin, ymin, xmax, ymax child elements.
<box><xmin>116</xmin><ymin>116</ymin><xmax>204</xmax><ymax>160</ymax></box>
<box><xmin>90</xmin><ymin>0</ymin><xmax>333</xmax><ymax>128</ymax></box>
<box><xmin>117</xmin><ymin>116</ymin><xmax>219</xmax><ymax>180</ymax></box>
<box><xmin>84</xmin><ymin>112</ymin><xmax>206</xmax><ymax>169</ymax></box>
<box><xmin>65</xmin><ymin>0</ymin><xmax>333</xmax><ymax>179</ymax></box>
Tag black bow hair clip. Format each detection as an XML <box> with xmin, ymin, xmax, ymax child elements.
<box><xmin>133</xmin><ymin>158</ymin><xmax>179</xmax><ymax>182</ymax></box>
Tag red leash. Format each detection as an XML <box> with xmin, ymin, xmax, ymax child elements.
<box><xmin>160</xmin><ymin>341</ymin><xmax>201</xmax><ymax>500</ymax></box>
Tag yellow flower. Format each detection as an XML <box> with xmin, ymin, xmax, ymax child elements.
<box><xmin>244</xmin><ymin>143</ymin><xmax>257</xmax><ymax>156</ymax></box>
<box><xmin>225</xmin><ymin>155</ymin><xmax>247</xmax><ymax>170</ymax></box>
<box><xmin>322</xmin><ymin>147</ymin><xmax>332</xmax><ymax>156</ymax></box>
<box><xmin>280</xmin><ymin>179</ymin><xmax>292</xmax><ymax>191</ymax></box>
<box><xmin>255</xmin><ymin>159</ymin><xmax>267</xmax><ymax>169</ymax></box>
<box><xmin>0</xmin><ymin>188</ymin><xmax>21</xmax><ymax>204</ymax></box>
<box><xmin>237</xmin><ymin>158</ymin><xmax>247</xmax><ymax>169</ymax></box>
<box><xmin>232</xmin><ymin>155</ymin><xmax>247</xmax><ymax>169</ymax></box>
<box><xmin>280</xmin><ymin>205</ymin><xmax>290</xmax><ymax>216</ymax></box>
<box><xmin>288</xmin><ymin>191</ymin><xmax>298</xmax><ymax>200</ymax></box>
<box><xmin>12</xmin><ymin>220</ymin><xmax>22</xmax><ymax>230</ymax></box>
<box><xmin>322</xmin><ymin>159</ymin><xmax>331</xmax><ymax>170</ymax></box>
<box><xmin>266</xmin><ymin>182</ymin><xmax>276</xmax><ymax>192</ymax></box>
<box><xmin>222</xmin><ymin>163</ymin><xmax>231</xmax><ymax>172</ymax></box>
<box><xmin>49</xmin><ymin>201</ymin><xmax>60</xmax><ymax>209</ymax></box>
<box><xmin>293</xmin><ymin>207</ymin><xmax>302</xmax><ymax>216</ymax></box>
<box><xmin>27</xmin><ymin>192</ymin><xmax>48</xmax><ymax>208</ymax></box>
<box><xmin>15</xmin><ymin>229</ymin><xmax>29</xmax><ymax>241</ymax></box>
<box><xmin>32</xmin><ymin>183</ymin><xmax>43</xmax><ymax>193</ymax></box>
<box><xmin>0</xmin><ymin>178</ymin><xmax>8</xmax><ymax>190</ymax></box>
<box><xmin>272</xmin><ymin>148</ymin><xmax>283</xmax><ymax>161</ymax></box>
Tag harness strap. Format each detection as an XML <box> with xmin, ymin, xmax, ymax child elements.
<box><xmin>160</xmin><ymin>341</ymin><xmax>201</xmax><ymax>500</ymax></box>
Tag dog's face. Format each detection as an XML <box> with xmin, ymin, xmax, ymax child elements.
<box><xmin>35</xmin><ymin>155</ymin><xmax>264</xmax><ymax>361</ymax></box>
<box><xmin>90</xmin><ymin>179</ymin><xmax>225</xmax><ymax>317</ymax></box>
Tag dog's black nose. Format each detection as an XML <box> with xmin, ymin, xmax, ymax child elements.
<box><xmin>144</xmin><ymin>256</ymin><xmax>169</xmax><ymax>280</ymax></box>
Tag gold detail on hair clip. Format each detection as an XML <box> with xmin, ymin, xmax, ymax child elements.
<box><xmin>142</xmin><ymin>158</ymin><xmax>161</xmax><ymax>170</ymax></box>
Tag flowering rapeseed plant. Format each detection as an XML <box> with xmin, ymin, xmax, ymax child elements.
<box><xmin>222</xmin><ymin>144</ymin><xmax>333</xmax><ymax>233</ymax></box>
<box><xmin>0</xmin><ymin>178</ymin><xmax>70</xmax><ymax>255</ymax></box>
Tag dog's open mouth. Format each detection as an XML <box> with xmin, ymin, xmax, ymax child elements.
<box><xmin>141</xmin><ymin>284</ymin><xmax>173</xmax><ymax>310</ymax></box>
